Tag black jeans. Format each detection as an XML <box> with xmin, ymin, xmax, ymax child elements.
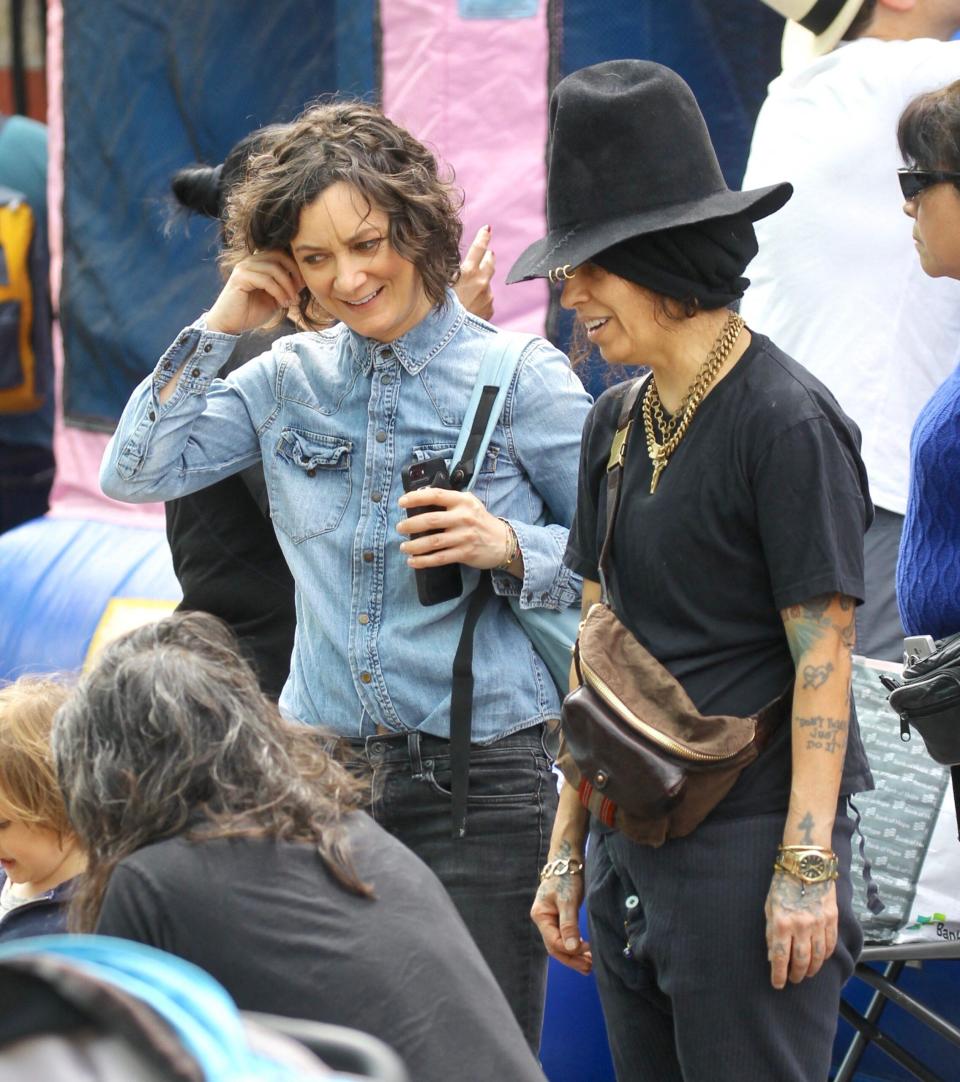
<box><xmin>586</xmin><ymin>808</ymin><xmax>862</xmax><ymax>1082</ymax></box>
<box><xmin>350</xmin><ymin>726</ymin><xmax>558</xmax><ymax>1052</ymax></box>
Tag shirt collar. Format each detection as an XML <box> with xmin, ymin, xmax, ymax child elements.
<box><xmin>347</xmin><ymin>288</ymin><xmax>467</xmax><ymax>376</ymax></box>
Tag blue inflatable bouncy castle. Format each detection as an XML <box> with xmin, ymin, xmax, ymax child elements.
<box><xmin>0</xmin><ymin>517</ymin><xmax>180</xmax><ymax>678</ymax></box>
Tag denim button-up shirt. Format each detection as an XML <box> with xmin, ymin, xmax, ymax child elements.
<box><xmin>101</xmin><ymin>292</ymin><xmax>592</xmax><ymax>742</ymax></box>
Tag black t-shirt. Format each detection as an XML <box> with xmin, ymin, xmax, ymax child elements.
<box><xmin>95</xmin><ymin>813</ymin><xmax>544</xmax><ymax>1082</ymax></box>
<box><xmin>565</xmin><ymin>332</ymin><xmax>874</xmax><ymax>818</ymax></box>
<box><xmin>165</xmin><ymin>326</ymin><xmax>297</xmax><ymax>700</ymax></box>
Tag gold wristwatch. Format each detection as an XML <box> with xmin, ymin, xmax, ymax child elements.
<box><xmin>774</xmin><ymin>845</ymin><xmax>839</xmax><ymax>886</ymax></box>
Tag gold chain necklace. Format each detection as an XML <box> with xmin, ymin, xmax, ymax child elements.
<box><xmin>642</xmin><ymin>311</ymin><xmax>744</xmax><ymax>494</ymax></box>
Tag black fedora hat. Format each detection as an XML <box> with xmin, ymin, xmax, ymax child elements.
<box><xmin>506</xmin><ymin>60</ymin><xmax>792</xmax><ymax>284</ymax></box>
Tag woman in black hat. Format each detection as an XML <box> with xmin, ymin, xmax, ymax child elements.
<box><xmin>515</xmin><ymin>61</ymin><xmax>874</xmax><ymax>1081</ymax></box>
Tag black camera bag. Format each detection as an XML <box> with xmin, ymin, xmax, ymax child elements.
<box><xmin>881</xmin><ymin>631</ymin><xmax>960</xmax><ymax>840</ymax></box>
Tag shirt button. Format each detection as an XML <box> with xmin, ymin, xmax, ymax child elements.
<box><xmin>625</xmin><ymin>894</ymin><xmax>640</xmax><ymax>910</ymax></box>
<box><xmin>362</xmin><ymin>550</ymin><xmax>374</xmax><ymax>563</ymax></box>
<box><xmin>307</xmin><ymin>467</ymin><xmax>317</xmax><ymax>477</ymax></box>
<box><xmin>148</xmin><ymin>411</ymin><xmax>156</xmax><ymax>421</ymax></box>
<box><xmin>202</xmin><ymin>343</ymin><xmax>213</xmax><ymax>353</ymax></box>
<box><xmin>375</xmin><ymin>430</ymin><xmax>387</xmax><ymax>443</ymax></box>
<box><xmin>360</xmin><ymin>671</ymin><xmax>372</xmax><ymax>684</ymax></box>
<box><xmin>191</xmin><ymin>368</ymin><xmax>201</xmax><ymax>378</ymax></box>
<box><xmin>371</xmin><ymin>491</ymin><xmax>382</xmax><ymax>503</ymax></box>
<box><xmin>358</xmin><ymin>613</ymin><xmax>369</xmax><ymax>625</ymax></box>
<box><xmin>381</xmin><ymin>374</ymin><xmax>394</xmax><ymax>385</ymax></box>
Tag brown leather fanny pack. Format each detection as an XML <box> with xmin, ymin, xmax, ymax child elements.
<box><xmin>558</xmin><ymin>376</ymin><xmax>791</xmax><ymax>847</ymax></box>
<box><xmin>558</xmin><ymin>602</ymin><xmax>791</xmax><ymax>846</ymax></box>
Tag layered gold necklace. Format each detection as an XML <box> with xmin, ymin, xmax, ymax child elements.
<box><xmin>642</xmin><ymin>311</ymin><xmax>744</xmax><ymax>494</ymax></box>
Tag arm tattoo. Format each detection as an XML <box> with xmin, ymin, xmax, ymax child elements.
<box><xmin>796</xmin><ymin>714</ymin><xmax>847</xmax><ymax>754</ymax></box>
<box><xmin>768</xmin><ymin>869</ymin><xmax>830</xmax><ymax>912</ymax></box>
<box><xmin>538</xmin><ymin>838</ymin><xmax>581</xmax><ymax>904</ymax></box>
<box><xmin>802</xmin><ymin>662</ymin><xmax>834</xmax><ymax>689</ymax></box>
<box><xmin>783</xmin><ymin>593</ymin><xmax>856</xmax><ymax>665</ymax></box>
<box><xmin>797</xmin><ymin>811</ymin><xmax>816</xmax><ymax>845</ymax></box>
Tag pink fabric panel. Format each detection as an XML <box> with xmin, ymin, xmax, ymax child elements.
<box><xmin>381</xmin><ymin>0</ymin><xmax>550</xmax><ymax>335</ymax></box>
<box><xmin>45</xmin><ymin>0</ymin><xmax>163</xmax><ymax>526</ymax></box>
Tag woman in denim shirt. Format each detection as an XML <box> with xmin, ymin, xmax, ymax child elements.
<box><xmin>100</xmin><ymin>101</ymin><xmax>591</xmax><ymax>1049</ymax></box>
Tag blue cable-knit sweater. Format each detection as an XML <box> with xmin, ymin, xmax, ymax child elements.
<box><xmin>897</xmin><ymin>363</ymin><xmax>960</xmax><ymax>638</ymax></box>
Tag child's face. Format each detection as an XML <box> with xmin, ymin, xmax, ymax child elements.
<box><xmin>0</xmin><ymin>814</ymin><xmax>74</xmax><ymax>895</ymax></box>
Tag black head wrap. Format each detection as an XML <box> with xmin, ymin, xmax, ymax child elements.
<box><xmin>591</xmin><ymin>212</ymin><xmax>759</xmax><ymax>309</ymax></box>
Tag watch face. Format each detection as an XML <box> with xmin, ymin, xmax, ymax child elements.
<box><xmin>798</xmin><ymin>853</ymin><xmax>826</xmax><ymax>878</ymax></box>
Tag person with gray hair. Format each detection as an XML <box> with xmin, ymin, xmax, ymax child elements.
<box><xmin>51</xmin><ymin>611</ymin><xmax>546</xmax><ymax>1082</ymax></box>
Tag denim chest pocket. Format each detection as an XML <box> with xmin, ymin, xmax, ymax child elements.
<box><xmin>470</xmin><ymin>444</ymin><xmax>513</xmax><ymax>506</ymax></box>
<box><xmin>410</xmin><ymin>443</ymin><xmax>500</xmax><ymax>498</ymax></box>
<box><xmin>270</xmin><ymin>427</ymin><xmax>353</xmax><ymax>543</ymax></box>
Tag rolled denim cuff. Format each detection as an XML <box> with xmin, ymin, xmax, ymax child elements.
<box><xmin>151</xmin><ymin>319</ymin><xmax>239</xmax><ymax>399</ymax></box>
<box><xmin>491</xmin><ymin>519</ymin><xmax>582</xmax><ymax>611</ymax></box>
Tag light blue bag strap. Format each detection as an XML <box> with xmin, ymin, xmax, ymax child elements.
<box><xmin>449</xmin><ymin>331</ymin><xmax>537</xmax><ymax>492</ymax></box>
<box><xmin>0</xmin><ymin>934</ymin><xmax>307</xmax><ymax>1081</ymax></box>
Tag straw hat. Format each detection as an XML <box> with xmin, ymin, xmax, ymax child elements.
<box><xmin>761</xmin><ymin>0</ymin><xmax>869</xmax><ymax>70</ymax></box>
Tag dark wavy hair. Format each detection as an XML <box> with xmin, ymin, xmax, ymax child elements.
<box><xmin>898</xmin><ymin>79</ymin><xmax>960</xmax><ymax>174</ymax></box>
<box><xmin>171</xmin><ymin>124</ymin><xmax>291</xmax><ymax>221</ymax></box>
<box><xmin>53</xmin><ymin>612</ymin><xmax>371</xmax><ymax>933</ymax></box>
<box><xmin>222</xmin><ymin>100</ymin><xmax>464</xmax><ymax>329</ymax></box>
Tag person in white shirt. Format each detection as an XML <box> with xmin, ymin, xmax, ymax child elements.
<box><xmin>743</xmin><ymin>0</ymin><xmax>960</xmax><ymax>660</ymax></box>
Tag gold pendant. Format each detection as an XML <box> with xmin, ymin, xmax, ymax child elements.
<box><xmin>650</xmin><ymin>457</ymin><xmax>666</xmax><ymax>494</ymax></box>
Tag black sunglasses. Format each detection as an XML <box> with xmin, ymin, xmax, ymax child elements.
<box><xmin>897</xmin><ymin>168</ymin><xmax>960</xmax><ymax>200</ymax></box>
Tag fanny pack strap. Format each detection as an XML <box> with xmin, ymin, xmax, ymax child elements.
<box><xmin>598</xmin><ymin>376</ymin><xmax>649</xmax><ymax>602</ymax></box>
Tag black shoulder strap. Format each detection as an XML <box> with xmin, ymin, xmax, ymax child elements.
<box><xmin>450</xmin><ymin>385</ymin><xmax>500</xmax><ymax>490</ymax></box>
<box><xmin>449</xmin><ymin>573</ymin><xmax>494</xmax><ymax>837</ymax></box>
<box><xmin>598</xmin><ymin>376</ymin><xmax>648</xmax><ymax>598</ymax></box>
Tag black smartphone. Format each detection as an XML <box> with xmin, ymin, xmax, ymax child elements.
<box><xmin>400</xmin><ymin>456</ymin><xmax>463</xmax><ymax>606</ymax></box>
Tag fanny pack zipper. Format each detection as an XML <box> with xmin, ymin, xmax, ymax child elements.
<box><xmin>579</xmin><ymin>658</ymin><xmax>746</xmax><ymax>763</ymax></box>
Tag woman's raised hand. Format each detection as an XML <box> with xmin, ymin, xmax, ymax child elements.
<box><xmin>454</xmin><ymin>225</ymin><xmax>495</xmax><ymax>321</ymax></box>
<box><xmin>205</xmin><ymin>250</ymin><xmax>305</xmax><ymax>335</ymax></box>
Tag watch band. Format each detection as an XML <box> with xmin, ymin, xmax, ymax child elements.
<box><xmin>774</xmin><ymin>845</ymin><xmax>839</xmax><ymax>886</ymax></box>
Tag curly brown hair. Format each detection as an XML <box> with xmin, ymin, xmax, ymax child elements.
<box><xmin>222</xmin><ymin>101</ymin><xmax>464</xmax><ymax>330</ymax></box>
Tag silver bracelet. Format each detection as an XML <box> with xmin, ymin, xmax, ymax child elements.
<box><xmin>540</xmin><ymin>857</ymin><xmax>584</xmax><ymax>881</ymax></box>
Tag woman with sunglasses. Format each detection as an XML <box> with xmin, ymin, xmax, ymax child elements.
<box><xmin>513</xmin><ymin>61</ymin><xmax>874</xmax><ymax>1082</ymax></box>
<box><xmin>896</xmin><ymin>82</ymin><xmax>960</xmax><ymax>643</ymax></box>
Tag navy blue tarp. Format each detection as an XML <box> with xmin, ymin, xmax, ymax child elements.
<box><xmin>61</xmin><ymin>0</ymin><xmax>377</xmax><ymax>429</ymax></box>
